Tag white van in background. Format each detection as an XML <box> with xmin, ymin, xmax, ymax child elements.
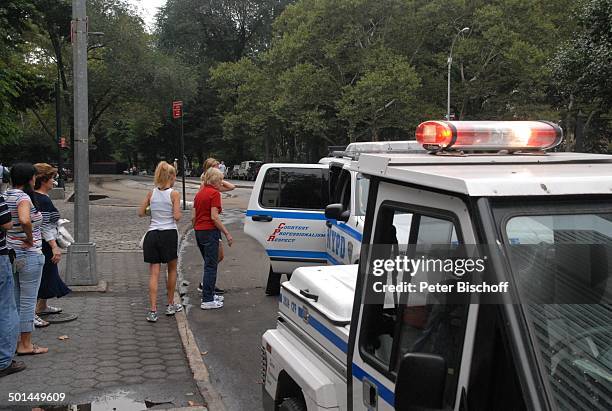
<box><xmin>243</xmin><ymin>141</ymin><xmax>424</xmax><ymax>294</ymax></box>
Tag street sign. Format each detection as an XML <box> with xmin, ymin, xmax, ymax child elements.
<box><xmin>172</xmin><ymin>100</ymin><xmax>183</xmax><ymax>119</ymax></box>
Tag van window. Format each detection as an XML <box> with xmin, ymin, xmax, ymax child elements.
<box><xmin>360</xmin><ymin>204</ymin><xmax>469</xmax><ymax>409</ymax></box>
<box><xmin>259</xmin><ymin>167</ymin><xmax>330</xmax><ymax>210</ymax></box>
<box><xmin>355</xmin><ymin>174</ymin><xmax>369</xmax><ymax>216</ymax></box>
<box><xmin>260</xmin><ymin>168</ymin><xmax>280</xmax><ymax>208</ymax></box>
<box><xmin>504</xmin><ymin>212</ymin><xmax>612</xmax><ymax>411</ymax></box>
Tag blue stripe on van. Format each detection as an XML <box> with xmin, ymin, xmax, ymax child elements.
<box><xmin>307</xmin><ymin>315</ymin><xmax>348</xmax><ymax>353</ymax></box>
<box><xmin>352</xmin><ymin>363</ymin><xmax>395</xmax><ymax>406</ymax></box>
<box><xmin>245</xmin><ymin>210</ymin><xmax>326</xmax><ymax>220</ymax></box>
<box><xmin>303</xmin><ymin>311</ymin><xmax>395</xmax><ymax>406</ymax></box>
<box><xmin>326</xmin><ymin>254</ymin><xmax>341</xmax><ymax>265</ymax></box>
<box><xmin>266</xmin><ymin>250</ymin><xmax>328</xmax><ymax>260</ymax></box>
<box><xmin>331</xmin><ymin>221</ymin><xmax>363</xmax><ymax>242</ymax></box>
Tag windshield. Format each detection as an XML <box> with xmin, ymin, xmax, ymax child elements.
<box><xmin>504</xmin><ymin>211</ymin><xmax>612</xmax><ymax>411</ymax></box>
<box><xmin>355</xmin><ymin>173</ymin><xmax>370</xmax><ymax>216</ymax></box>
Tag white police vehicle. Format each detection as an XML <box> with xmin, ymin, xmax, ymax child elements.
<box><xmin>244</xmin><ymin>141</ymin><xmax>424</xmax><ymax>295</ymax></box>
<box><xmin>260</xmin><ymin>120</ymin><xmax>612</xmax><ymax>411</ymax></box>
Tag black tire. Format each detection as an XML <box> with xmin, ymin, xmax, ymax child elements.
<box><xmin>279</xmin><ymin>397</ymin><xmax>306</xmax><ymax>411</ymax></box>
<box><xmin>265</xmin><ymin>265</ymin><xmax>282</xmax><ymax>296</ymax></box>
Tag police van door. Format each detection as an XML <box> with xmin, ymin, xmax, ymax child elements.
<box><xmin>244</xmin><ymin>164</ymin><xmax>330</xmax><ymax>275</ymax></box>
<box><xmin>350</xmin><ymin>181</ymin><xmax>477</xmax><ymax>411</ymax></box>
<box><xmin>326</xmin><ymin>167</ymin><xmax>363</xmax><ymax>265</ymax></box>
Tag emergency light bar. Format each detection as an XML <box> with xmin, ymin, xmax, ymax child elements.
<box><xmin>415</xmin><ymin>121</ymin><xmax>563</xmax><ymax>152</ymax></box>
<box><xmin>330</xmin><ymin>141</ymin><xmax>426</xmax><ymax>159</ymax></box>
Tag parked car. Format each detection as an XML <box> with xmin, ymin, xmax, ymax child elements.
<box><xmin>236</xmin><ymin>161</ymin><xmax>250</xmax><ymax>179</ymax></box>
<box><xmin>246</xmin><ymin>161</ymin><xmax>264</xmax><ymax>181</ymax></box>
<box><xmin>237</xmin><ymin>161</ymin><xmax>263</xmax><ymax>180</ymax></box>
<box><xmin>225</xmin><ymin>165</ymin><xmax>239</xmax><ymax>179</ymax></box>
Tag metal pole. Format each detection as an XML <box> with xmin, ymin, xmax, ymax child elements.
<box><xmin>447</xmin><ymin>55</ymin><xmax>452</xmax><ymax>120</ymax></box>
<box><xmin>66</xmin><ymin>0</ymin><xmax>97</xmax><ymax>286</ymax></box>
<box><xmin>55</xmin><ymin>71</ymin><xmax>64</xmax><ymax>188</ymax></box>
<box><xmin>73</xmin><ymin>0</ymin><xmax>89</xmax><ymax>244</ymax></box>
<box><xmin>447</xmin><ymin>27</ymin><xmax>469</xmax><ymax>121</ymax></box>
<box><xmin>180</xmin><ymin>114</ymin><xmax>186</xmax><ymax>210</ymax></box>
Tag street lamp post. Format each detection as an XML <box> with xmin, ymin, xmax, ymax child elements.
<box><xmin>66</xmin><ymin>0</ymin><xmax>98</xmax><ymax>286</ymax></box>
<box><xmin>447</xmin><ymin>27</ymin><xmax>470</xmax><ymax>120</ymax></box>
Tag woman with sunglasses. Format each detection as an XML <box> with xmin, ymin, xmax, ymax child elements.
<box><xmin>33</xmin><ymin>163</ymin><xmax>71</xmax><ymax>327</ymax></box>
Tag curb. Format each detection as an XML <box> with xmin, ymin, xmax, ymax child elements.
<box><xmin>174</xmin><ymin>228</ymin><xmax>226</xmax><ymax>411</ymax></box>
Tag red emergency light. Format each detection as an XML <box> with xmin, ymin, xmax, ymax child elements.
<box><xmin>415</xmin><ymin>120</ymin><xmax>563</xmax><ymax>152</ymax></box>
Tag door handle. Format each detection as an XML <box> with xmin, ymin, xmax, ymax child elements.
<box><xmin>362</xmin><ymin>378</ymin><xmax>378</xmax><ymax>410</ymax></box>
<box><xmin>299</xmin><ymin>289</ymin><xmax>319</xmax><ymax>302</ymax></box>
<box><xmin>251</xmin><ymin>215</ymin><xmax>273</xmax><ymax>222</ymax></box>
<box><xmin>325</xmin><ymin>220</ymin><xmax>333</xmax><ymax>228</ymax></box>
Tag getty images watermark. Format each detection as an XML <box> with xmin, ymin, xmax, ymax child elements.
<box><xmin>370</xmin><ymin>254</ymin><xmax>509</xmax><ymax>294</ymax></box>
<box><xmin>362</xmin><ymin>245</ymin><xmax>513</xmax><ymax>304</ymax></box>
<box><xmin>363</xmin><ymin>243</ymin><xmax>610</xmax><ymax>305</ymax></box>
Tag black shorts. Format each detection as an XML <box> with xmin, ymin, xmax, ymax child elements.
<box><xmin>143</xmin><ymin>229</ymin><xmax>178</xmax><ymax>264</ymax></box>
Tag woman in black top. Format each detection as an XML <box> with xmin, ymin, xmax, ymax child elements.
<box><xmin>33</xmin><ymin>164</ymin><xmax>70</xmax><ymax>326</ymax></box>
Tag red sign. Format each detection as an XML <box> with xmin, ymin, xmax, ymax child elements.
<box><xmin>59</xmin><ymin>137</ymin><xmax>69</xmax><ymax>149</ymax></box>
<box><xmin>172</xmin><ymin>100</ymin><xmax>183</xmax><ymax>119</ymax></box>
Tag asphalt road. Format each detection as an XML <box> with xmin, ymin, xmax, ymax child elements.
<box><xmin>179</xmin><ymin>223</ymin><xmax>278</xmax><ymax>411</ymax></box>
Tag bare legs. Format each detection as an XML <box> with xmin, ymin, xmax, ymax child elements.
<box><xmin>149</xmin><ymin>259</ymin><xmax>178</xmax><ymax>312</ymax></box>
<box><xmin>167</xmin><ymin>259</ymin><xmax>177</xmax><ymax>305</ymax></box>
<box><xmin>35</xmin><ymin>299</ymin><xmax>47</xmax><ymax>313</ymax></box>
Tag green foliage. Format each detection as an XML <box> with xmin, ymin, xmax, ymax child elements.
<box><xmin>210</xmin><ymin>0</ymin><xmax>590</xmax><ymax>160</ymax></box>
<box><xmin>3</xmin><ymin>0</ymin><xmax>609</xmax><ymax>165</ymax></box>
<box><xmin>337</xmin><ymin>51</ymin><xmax>420</xmax><ymax>141</ymax></box>
<box><xmin>551</xmin><ymin>0</ymin><xmax>611</xmax><ymax>152</ymax></box>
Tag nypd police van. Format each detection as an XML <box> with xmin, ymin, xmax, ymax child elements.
<box><xmin>260</xmin><ymin>120</ymin><xmax>612</xmax><ymax>411</ymax></box>
<box><xmin>244</xmin><ymin>141</ymin><xmax>424</xmax><ymax>295</ymax></box>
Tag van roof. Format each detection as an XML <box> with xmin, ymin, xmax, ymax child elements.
<box><xmin>354</xmin><ymin>152</ymin><xmax>612</xmax><ymax>196</ymax></box>
<box><xmin>326</xmin><ymin>140</ymin><xmax>425</xmax><ymax>160</ymax></box>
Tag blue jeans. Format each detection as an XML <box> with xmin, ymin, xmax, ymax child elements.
<box><xmin>195</xmin><ymin>229</ymin><xmax>220</xmax><ymax>303</ymax></box>
<box><xmin>13</xmin><ymin>253</ymin><xmax>45</xmax><ymax>333</ymax></box>
<box><xmin>0</xmin><ymin>254</ymin><xmax>19</xmax><ymax>369</ymax></box>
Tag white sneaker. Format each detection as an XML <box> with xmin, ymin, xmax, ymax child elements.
<box><xmin>165</xmin><ymin>303</ymin><xmax>183</xmax><ymax>315</ymax></box>
<box><xmin>200</xmin><ymin>300</ymin><xmax>223</xmax><ymax>310</ymax></box>
<box><xmin>214</xmin><ymin>295</ymin><xmax>224</xmax><ymax>303</ymax></box>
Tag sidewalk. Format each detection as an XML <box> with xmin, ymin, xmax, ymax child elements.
<box><xmin>0</xmin><ymin>251</ymin><xmax>205</xmax><ymax>410</ymax></box>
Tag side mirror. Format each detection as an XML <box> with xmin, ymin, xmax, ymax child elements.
<box><xmin>395</xmin><ymin>353</ymin><xmax>447</xmax><ymax>410</ymax></box>
<box><xmin>325</xmin><ymin>204</ymin><xmax>349</xmax><ymax>222</ymax></box>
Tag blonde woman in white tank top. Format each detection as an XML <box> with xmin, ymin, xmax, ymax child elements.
<box><xmin>138</xmin><ymin>161</ymin><xmax>182</xmax><ymax>322</ymax></box>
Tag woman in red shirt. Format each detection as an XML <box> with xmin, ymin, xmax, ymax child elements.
<box><xmin>193</xmin><ymin>167</ymin><xmax>233</xmax><ymax>309</ymax></box>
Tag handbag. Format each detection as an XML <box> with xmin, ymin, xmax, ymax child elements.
<box><xmin>56</xmin><ymin>219</ymin><xmax>75</xmax><ymax>249</ymax></box>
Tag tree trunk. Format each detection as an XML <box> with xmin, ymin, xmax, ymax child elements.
<box><xmin>263</xmin><ymin>134</ymin><xmax>270</xmax><ymax>162</ymax></box>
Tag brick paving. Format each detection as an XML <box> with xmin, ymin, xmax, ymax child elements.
<box><xmin>0</xmin><ymin>178</ymin><xmax>251</xmax><ymax>409</ymax></box>
<box><xmin>0</xmin><ymin>247</ymin><xmax>203</xmax><ymax>409</ymax></box>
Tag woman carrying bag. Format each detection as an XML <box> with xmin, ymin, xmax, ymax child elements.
<box><xmin>138</xmin><ymin>161</ymin><xmax>182</xmax><ymax>323</ymax></box>
<box><xmin>33</xmin><ymin>163</ymin><xmax>71</xmax><ymax>327</ymax></box>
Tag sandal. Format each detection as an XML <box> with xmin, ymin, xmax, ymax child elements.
<box><xmin>17</xmin><ymin>344</ymin><xmax>48</xmax><ymax>356</ymax></box>
<box><xmin>34</xmin><ymin>315</ymin><xmax>49</xmax><ymax>328</ymax></box>
<box><xmin>37</xmin><ymin>305</ymin><xmax>62</xmax><ymax>315</ymax></box>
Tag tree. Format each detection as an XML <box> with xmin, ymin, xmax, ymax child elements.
<box><xmin>551</xmin><ymin>0</ymin><xmax>612</xmax><ymax>152</ymax></box>
<box><xmin>337</xmin><ymin>50</ymin><xmax>420</xmax><ymax>141</ymax></box>
<box><xmin>0</xmin><ymin>1</ymin><xmax>40</xmax><ymax>144</ymax></box>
